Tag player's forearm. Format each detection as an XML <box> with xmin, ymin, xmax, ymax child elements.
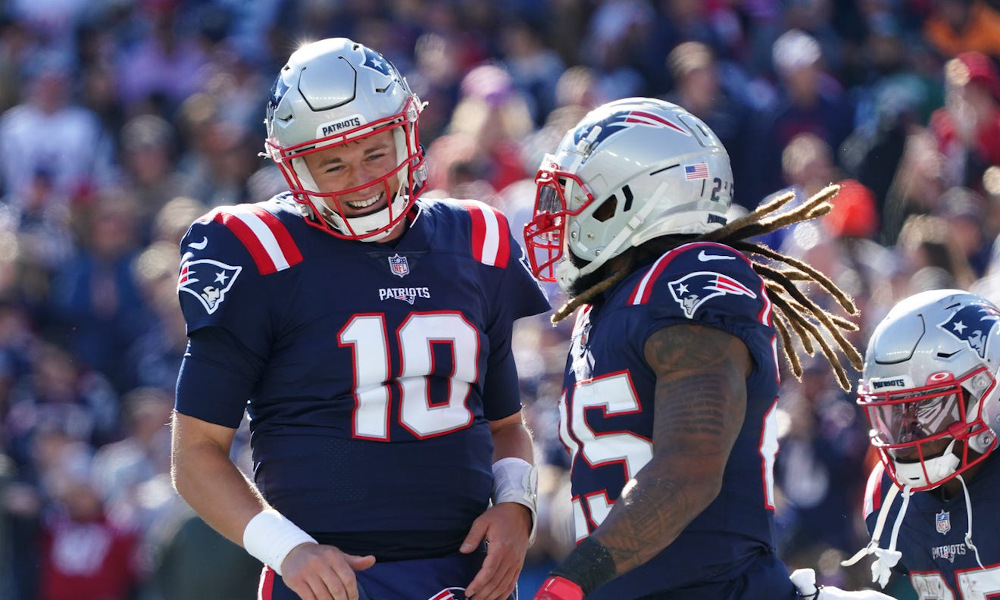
<box><xmin>591</xmin><ymin>456</ymin><xmax>722</xmax><ymax>573</ymax></box>
<box><xmin>171</xmin><ymin>432</ymin><xmax>268</xmax><ymax>547</ymax></box>
<box><xmin>489</xmin><ymin>412</ymin><xmax>534</xmax><ymax>463</ymax></box>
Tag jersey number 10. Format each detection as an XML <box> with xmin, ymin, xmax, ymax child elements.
<box><xmin>339</xmin><ymin>311</ymin><xmax>478</xmax><ymax>440</ymax></box>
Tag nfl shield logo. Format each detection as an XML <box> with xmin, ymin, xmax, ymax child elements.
<box><xmin>388</xmin><ymin>253</ymin><xmax>409</xmax><ymax>278</ymax></box>
<box><xmin>936</xmin><ymin>510</ymin><xmax>951</xmax><ymax>535</ymax></box>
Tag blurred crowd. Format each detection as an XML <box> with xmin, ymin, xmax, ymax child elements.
<box><xmin>1</xmin><ymin>0</ymin><xmax>1000</xmax><ymax>598</ymax></box>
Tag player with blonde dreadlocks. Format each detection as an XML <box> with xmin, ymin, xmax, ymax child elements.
<box><xmin>523</xmin><ymin>98</ymin><xmax>886</xmax><ymax>600</ymax></box>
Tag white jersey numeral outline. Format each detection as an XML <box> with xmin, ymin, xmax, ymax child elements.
<box><xmin>559</xmin><ymin>370</ymin><xmax>780</xmax><ymax>538</ymax></box>
<box><xmin>911</xmin><ymin>564</ymin><xmax>1000</xmax><ymax>600</ymax></box>
<box><xmin>339</xmin><ymin>312</ymin><xmax>478</xmax><ymax>440</ymax></box>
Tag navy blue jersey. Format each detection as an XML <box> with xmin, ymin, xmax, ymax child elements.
<box><xmin>174</xmin><ymin>194</ymin><xmax>549</xmax><ymax>559</ymax></box>
<box><xmin>863</xmin><ymin>455</ymin><xmax>1000</xmax><ymax>599</ymax></box>
<box><xmin>558</xmin><ymin>242</ymin><xmax>790</xmax><ymax>599</ymax></box>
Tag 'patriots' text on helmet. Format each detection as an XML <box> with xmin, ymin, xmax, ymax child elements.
<box><xmin>522</xmin><ymin>97</ymin><xmax>733</xmax><ymax>293</ymax></box>
<box><xmin>858</xmin><ymin>289</ymin><xmax>1000</xmax><ymax>491</ymax></box>
<box><xmin>264</xmin><ymin>38</ymin><xmax>426</xmax><ymax>242</ymax></box>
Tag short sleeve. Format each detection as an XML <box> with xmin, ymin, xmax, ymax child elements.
<box><xmin>177</xmin><ymin>215</ymin><xmax>275</xmax><ymax>358</ymax></box>
<box><xmin>624</xmin><ymin>242</ymin><xmax>773</xmax><ymax>364</ymax></box>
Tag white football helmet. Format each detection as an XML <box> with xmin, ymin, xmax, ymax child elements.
<box><xmin>264</xmin><ymin>38</ymin><xmax>426</xmax><ymax>241</ymax></box>
<box><xmin>858</xmin><ymin>289</ymin><xmax>1000</xmax><ymax>491</ymax></box>
<box><xmin>522</xmin><ymin>97</ymin><xmax>733</xmax><ymax>293</ymax></box>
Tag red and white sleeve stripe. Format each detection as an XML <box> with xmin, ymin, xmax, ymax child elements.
<box><xmin>460</xmin><ymin>200</ymin><xmax>510</xmax><ymax>268</ymax></box>
<box><xmin>209</xmin><ymin>206</ymin><xmax>303</xmax><ymax>275</ymax></box>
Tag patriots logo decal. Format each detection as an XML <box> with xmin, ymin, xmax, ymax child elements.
<box><xmin>426</xmin><ymin>588</ymin><xmax>468</xmax><ymax>600</ymax></box>
<box><xmin>266</xmin><ymin>76</ymin><xmax>290</xmax><ymax>123</ymax></box>
<box><xmin>573</xmin><ymin>109</ymin><xmax>690</xmax><ymax>150</ymax></box>
<box><xmin>362</xmin><ymin>46</ymin><xmax>392</xmax><ymax>77</ymax></box>
<box><xmin>668</xmin><ymin>271</ymin><xmax>757</xmax><ymax>319</ymax></box>
<box><xmin>178</xmin><ymin>259</ymin><xmax>242</xmax><ymax>314</ymax></box>
<box><xmin>939</xmin><ymin>303</ymin><xmax>1000</xmax><ymax>358</ymax></box>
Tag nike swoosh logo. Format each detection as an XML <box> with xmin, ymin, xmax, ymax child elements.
<box><xmin>697</xmin><ymin>250</ymin><xmax>735</xmax><ymax>262</ymax></box>
<box><xmin>189</xmin><ymin>237</ymin><xmax>208</xmax><ymax>250</ymax></box>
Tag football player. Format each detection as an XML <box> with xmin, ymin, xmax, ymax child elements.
<box><xmin>521</xmin><ymin>97</ymin><xmax>874</xmax><ymax>599</ymax></box>
<box><xmin>841</xmin><ymin>289</ymin><xmax>1000</xmax><ymax>599</ymax></box>
<box><xmin>170</xmin><ymin>38</ymin><xmax>549</xmax><ymax>600</ymax></box>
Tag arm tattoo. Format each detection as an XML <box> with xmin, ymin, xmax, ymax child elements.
<box><xmin>592</xmin><ymin>324</ymin><xmax>749</xmax><ymax>574</ymax></box>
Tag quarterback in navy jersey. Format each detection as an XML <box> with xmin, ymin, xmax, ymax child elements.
<box><xmin>522</xmin><ymin>98</ymin><xmax>865</xmax><ymax>599</ymax></box>
<box><xmin>844</xmin><ymin>290</ymin><xmax>1000</xmax><ymax>600</ymax></box>
<box><xmin>171</xmin><ymin>39</ymin><xmax>548</xmax><ymax>600</ymax></box>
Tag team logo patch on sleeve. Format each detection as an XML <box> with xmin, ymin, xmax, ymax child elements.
<box><xmin>178</xmin><ymin>259</ymin><xmax>242</xmax><ymax>314</ymax></box>
<box><xmin>668</xmin><ymin>271</ymin><xmax>757</xmax><ymax>318</ymax></box>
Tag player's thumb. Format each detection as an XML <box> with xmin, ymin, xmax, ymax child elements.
<box><xmin>460</xmin><ymin>518</ymin><xmax>488</xmax><ymax>553</ymax></box>
<box><xmin>346</xmin><ymin>554</ymin><xmax>376</xmax><ymax>571</ymax></box>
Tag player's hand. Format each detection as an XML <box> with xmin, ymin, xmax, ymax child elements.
<box><xmin>532</xmin><ymin>576</ymin><xmax>584</xmax><ymax>600</ymax></box>
<box><xmin>790</xmin><ymin>568</ymin><xmax>895</xmax><ymax>600</ymax></box>
<box><xmin>462</xmin><ymin>502</ymin><xmax>532</xmax><ymax>600</ymax></box>
<box><xmin>280</xmin><ymin>542</ymin><xmax>375</xmax><ymax>600</ymax></box>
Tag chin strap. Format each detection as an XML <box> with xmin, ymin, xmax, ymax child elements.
<box><xmin>841</xmin><ymin>483</ymin><xmax>912</xmax><ymax>588</ymax></box>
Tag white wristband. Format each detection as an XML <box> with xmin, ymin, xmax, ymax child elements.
<box><xmin>492</xmin><ymin>457</ymin><xmax>539</xmax><ymax>544</ymax></box>
<box><xmin>243</xmin><ymin>509</ymin><xmax>317</xmax><ymax>576</ymax></box>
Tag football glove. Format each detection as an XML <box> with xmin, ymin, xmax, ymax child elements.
<box><xmin>790</xmin><ymin>568</ymin><xmax>895</xmax><ymax>600</ymax></box>
<box><xmin>533</xmin><ymin>576</ymin><xmax>584</xmax><ymax>600</ymax></box>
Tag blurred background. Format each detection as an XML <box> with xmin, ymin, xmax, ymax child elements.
<box><xmin>1</xmin><ymin>0</ymin><xmax>1000</xmax><ymax>598</ymax></box>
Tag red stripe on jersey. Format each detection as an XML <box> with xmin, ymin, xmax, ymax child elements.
<box><xmin>258</xmin><ymin>567</ymin><xmax>275</xmax><ymax>600</ymax></box>
<box><xmin>462</xmin><ymin>201</ymin><xmax>510</xmax><ymax>268</ymax></box>
<box><xmin>213</xmin><ymin>211</ymin><xmax>278</xmax><ymax>274</ymax></box>
<box><xmin>493</xmin><ymin>205</ymin><xmax>510</xmax><ymax>268</ymax></box>
<box><xmin>249</xmin><ymin>206</ymin><xmax>303</xmax><ymax>267</ymax></box>
<box><xmin>468</xmin><ymin>205</ymin><xmax>487</xmax><ymax>264</ymax></box>
<box><xmin>628</xmin><ymin>247</ymin><xmax>682</xmax><ymax>304</ymax></box>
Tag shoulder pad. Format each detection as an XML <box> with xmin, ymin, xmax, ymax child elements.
<box><xmin>197</xmin><ymin>204</ymin><xmax>303</xmax><ymax>275</ymax></box>
<box><xmin>455</xmin><ymin>199</ymin><xmax>511</xmax><ymax>268</ymax></box>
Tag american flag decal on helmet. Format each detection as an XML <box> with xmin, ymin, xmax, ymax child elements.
<box><xmin>684</xmin><ymin>162</ymin><xmax>709</xmax><ymax>180</ymax></box>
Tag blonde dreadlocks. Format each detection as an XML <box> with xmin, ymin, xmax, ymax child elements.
<box><xmin>550</xmin><ymin>184</ymin><xmax>863</xmax><ymax>390</ymax></box>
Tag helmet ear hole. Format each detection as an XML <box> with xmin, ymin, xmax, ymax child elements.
<box><xmin>594</xmin><ymin>196</ymin><xmax>617</xmax><ymax>222</ymax></box>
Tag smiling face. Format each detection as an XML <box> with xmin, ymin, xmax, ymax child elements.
<box><xmin>303</xmin><ymin>129</ymin><xmax>401</xmax><ymax>219</ymax></box>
